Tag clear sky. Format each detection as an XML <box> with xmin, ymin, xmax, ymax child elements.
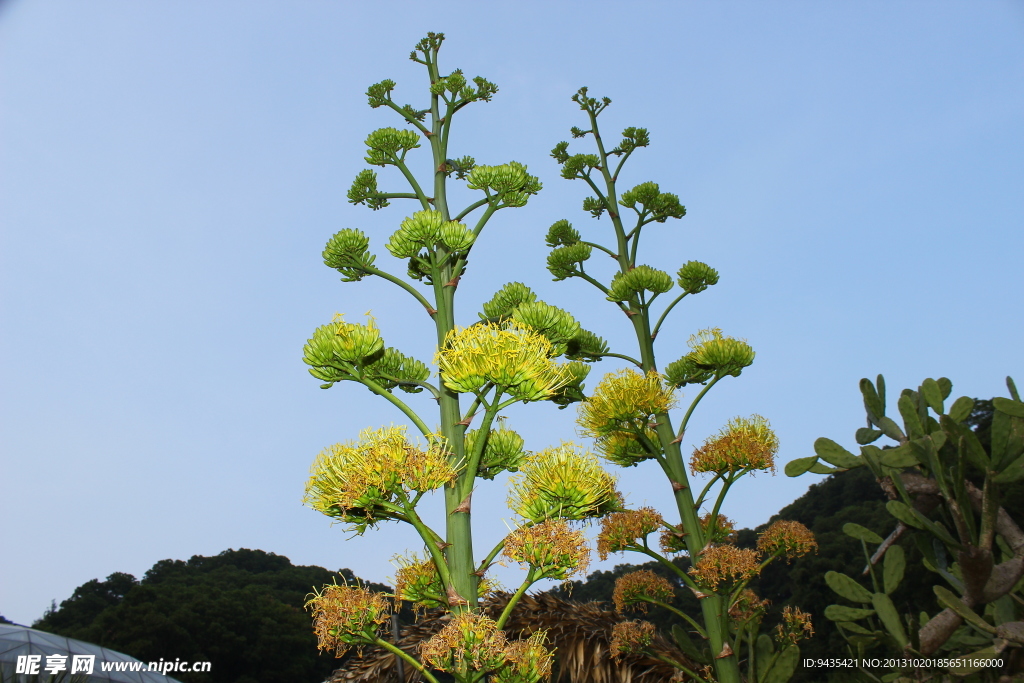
<box><xmin>2</xmin><ymin>1</ymin><xmax>1022</xmax><ymax>627</ymax></box>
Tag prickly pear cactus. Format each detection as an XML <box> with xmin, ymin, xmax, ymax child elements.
<box><xmin>789</xmin><ymin>376</ymin><xmax>1024</xmax><ymax>680</ymax></box>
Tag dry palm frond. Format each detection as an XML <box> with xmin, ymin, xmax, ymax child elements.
<box><xmin>327</xmin><ymin>592</ymin><xmax>691</xmax><ymax>683</ymax></box>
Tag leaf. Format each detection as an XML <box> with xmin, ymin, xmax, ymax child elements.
<box><xmin>947</xmin><ymin>396</ymin><xmax>975</xmax><ymax>423</ymax></box>
<box><xmin>993</xmin><ymin>453</ymin><xmax>1024</xmax><ymax>484</ymax></box>
<box><xmin>878</xmin><ymin>444</ymin><xmax>920</xmax><ymax>468</ymax></box>
<box><xmin>993</xmin><ymin>396</ymin><xmax>1024</xmax><ymax>418</ymax></box>
<box><xmin>921</xmin><ymin>378</ymin><xmax>944</xmax><ymax>414</ymax></box>
<box><xmin>887</xmin><ymin>500</ymin><xmax>925</xmax><ymax>529</ymax></box>
<box><xmin>814</xmin><ymin>438</ymin><xmax>862</xmax><ymax>469</ymax></box>
<box><xmin>856</xmin><ymin>427</ymin><xmax>884</xmax><ymax>445</ymax></box>
<box><xmin>825</xmin><ymin>604</ymin><xmax>876</xmax><ymax>621</ymax></box>
<box><xmin>825</xmin><ymin>571</ymin><xmax>873</xmax><ymax>603</ymax></box>
<box><xmin>763</xmin><ymin>645</ymin><xmax>799</xmax><ymax>683</ymax></box>
<box><xmin>861</xmin><ymin>377</ymin><xmax>884</xmax><ymax>422</ymax></box>
<box><xmin>670</xmin><ymin>624</ymin><xmax>708</xmax><ymax>664</ymax></box>
<box><xmin>950</xmin><ymin>646</ymin><xmax>998</xmax><ymax>675</ymax></box>
<box><xmin>843</xmin><ymin>523</ymin><xmax>883</xmax><ymax>544</ymax></box>
<box><xmin>933</xmin><ymin>586</ymin><xmax>996</xmax><ymax>633</ymax></box>
<box><xmin>837</xmin><ymin>620</ymin><xmax>873</xmax><ymax>635</ymax></box>
<box><xmin>898</xmin><ymin>394</ymin><xmax>925</xmax><ymax>439</ymax></box>
<box><xmin>784</xmin><ymin>456</ymin><xmax>818</xmax><ymax>477</ymax></box>
<box><xmin>755</xmin><ymin>633</ymin><xmax>773</xmax><ymax>682</ymax></box>
<box><xmin>808</xmin><ymin>462</ymin><xmax>838</xmax><ymax>475</ymax></box>
<box><xmin>937</xmin><ymin>377</ymin><xmax>952</xmax><ymax>400</ymax></box>
<box><xmin>876</xmin><ymin>416</ymin><xmax>905</xmax><ymax>442</ymax></box>
<box><xmin>883</xmin><ymin>545</ymin><xmax>906</xmax><ymax>595</ymax></box>
<box><xmin>990</xmin><ymin>408</ymin><xmax>1024</xmax><ymax>470</ymax></box>
<box><xmin>872</xmin><ymin>592</ymin><xmax>909</xmax><ymax>648</ymax></box>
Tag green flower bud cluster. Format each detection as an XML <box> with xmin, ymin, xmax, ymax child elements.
<box><xmin>303</xmin><ymin>316</ymin><xmax>430</xmax><ymax>392</ymax></box>
<box><xmin>607</xmin><ymin>127</ymin><xmax>650</xmax><ymax>156</ymax></box>
<box><xmin>365</xmin><ymin>79</ymin><xmax>396</xmax><ymax>108</ymax></box>
<box><xmin>618</xmin><ymin>181</ymin><xmax>686</xmax><ymax>222</ymax></box>
<box><xmin>304</xmin><ymin>316</ymin><xmax>384</xmax><ymax>366</ymax></box>
<box><xmin>676</xmin><ymin>260</ymin><xmax>719</xmax><ymax>294</ymax></box>
<box><xmin>430</xmin><ymin>69</ymin><xmax>469</xmax><ymax>97</ymax></box>
<box><xmin>564</xmin><ymin>329</ymin><xmax>609</xmax><ymax>362</ymax></box>
<box><xmin>510</xmin><ymin>301</ymin><xmax>580</xmax><ymax>353</ymax></box>
<box><xmin>363</xmin><ymin>127</ymin><xmax>420</xmax><ymax>167</ymax></box>
<box><xmin>665</xmin><ymin>328</ymin><xmax>755</xmax><ymax>386</ymax></box>
<box><xmin>386</xmin><ymin>210</ymin><xmax>476</xmax><ymax>259</ymax></box>
<box><xmin>546</xmin><ymin>360</ymin><xmax>592</xmax><ymax>408</ymax></box>
<box><xmin>544</xmin><ymin>219</ymin><xmax>581</xmax><ymax>247</ymax></box>
<box><xmin>595</xmin><ymin>429</ymin><xmax>659</xmax><ymax>468</ymax></box>
<box><xmin>508</xmin><ymin>443</ymin><xmax>622</xmax><ymax>523</ymax></box>
<box><xmin>581</xmin><ymin>196</ymin><xmax>607</xmax><ymax>219</ymax></box>
<box><xmin>346</xmin><ymin>169</ymin><xmax>390</xmax><ymax>211</ymax></box>
<box><xmin>606</xmin><ymin>265</ymin><xmax>674</xmax><ymax>302</ymax></box>
<box><xmin>466</xmin><ymin>162</ymin><xmax>541</xmax><ymax>207</ymax></box>
<box><xmin>465</xmin><ymin>426</ymin><xmax>528</xmax><ymax>480</ymax></box>
<box><xmin>557</xmin><ymin>151</ymin><xmax>602</xmax><ymax>180</ymax></box>
<box><xmin>546</xmin><ymin>242</ymin><xmax>593</xmax><ymax>281</ymax></box>
<box><xmin>480</xmin><ymin>282</ymin><xmax>538</xmax><ymax>319</ymax></box>
<box><xmin>322</xmin><ymin>229</ymin><xmax>377</xmax><ymax>282</ymax></box>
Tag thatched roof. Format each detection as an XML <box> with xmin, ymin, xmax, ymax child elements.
<box><xmin>328</xmin><ymin>592</ymin><xmax>691</xmax><ymax>683</ymax></box>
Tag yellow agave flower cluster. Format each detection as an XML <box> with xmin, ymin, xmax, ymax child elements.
<box><xmin>305</xmin><ymin>583</ymin><xmax>391</xmax><ymax>657</ymax></box>
<box><xmin>392</xmin><ymin>552</ymin><xmax>490</xmax><ymax>613</ymax></box>
<box><xmin>507</xmin><ymin>443</ymin><xmax>622</xmax><ymax>523</ymax></box>
<box><xmin>688</xmin><ymin>521</ymin><xmax>816</xmax><ymax>592</ymax></box>
<box><xmin>664</xmin><ymin>327</ymin><xmax>755</xmax><ymax>388</ymax></box>
<box><xmin>596</xmin><ymin>507</ymin><xmax>665</xmax><ymax>560</ymax></box>
<box><xmin>503</xmin><ymin>519</ymin><xmax>591</xmax><ymax>581</ymax></box>
<box><xmin>436</xmin><ymin>322</ymin><xmax>572</xmax><ymax>401</ymax></box>
<box><xmin>690</xmin><ymin>415</ymin><xmax>779</xmax><ymax>474</ymax></box>
<box><xmin>578</xmin><ymin>369</ymin><xmax>676</xmax><ymax>467</ymax></box>
<box><xmin>612</xmin><ymin>569</ymin><xmax>675</xmax><ymax>614</ymax></box>
<box><xmin>420</xmin><ymin>613</ymin><xmax>553</xmax><ymax>681</ymax></box>
<box><xmin>305</xmin><ymin>426</ymin><xmax>457</xmax><ymax>522</ymax></box>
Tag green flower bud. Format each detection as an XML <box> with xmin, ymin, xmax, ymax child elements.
<box><xmin>545</xmin><ymin>219</ymin><xmax>581</xmax><ymax>247</ymax></box>
<box><xmin>511</xmin><ymin>301</ymin><xmax>581</xmax><ymax>352</ymax></box>
<box><xmin>606</xmin><ymin>265</ymin><xmax>674</xmax><ymax>302</ymax></box>
<box><xmin>547</xmin><ymin>243</ymin><xmax>592</xmax><ymax>281</ymax></box>
<box><xmin>687</xmin><ymin>328</ymin><xmax>755</xmax><ymax>377</ymax></box>
<box><xmin>322</xmin><ymin>229</ymin><xmax>376</xmax><ymax>282</ymax></box>
<box><xmin>466</xmin><ymin>426</ymin><xmax>528</xmax><ymax>480</ymax></box>
<box><xmin>363</xmin><ymin>127</ymin><xmax>420</xmax><ymax>166</ymax></box>
<box><xmin>480</xmin><ymin>282</ymin><xmax>537</xmax><ymax>320</ymax></box>
<box><xmin>347</xmin><ymin>169</ymin><xmax>389</xmax><ymax>210</ymax></box>
<box><xmin>677</xmin><ymin>260</ymin><xmax>719</xmax><ymax>294</ymax></box>
<box><xmin>363</xmin><ymin>347</ymin><xmax>430</xmax><ymax>394</ymax></box>
<box><xmin>564</xmin><ymin>328</ymin><xmax>609</xmax><ymax>362</ymax></box>
<box><xmin>439</xmin><ymin>221</ymin><xmax>476</xmax><ymax>251</ymax></box>
<box><xmin>664</xmin><ymin>354</ymin><xmax>715</xmax><ymax>388</ymax></box>
<box><xmin>365</xmin><ymin>79</ymin><xmax>396</xmax><ymax>108</ymax></box>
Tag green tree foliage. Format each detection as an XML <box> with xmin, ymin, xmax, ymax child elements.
<box><xmin>33</xmin><ymin>549</ymin><xmax>385</xmax><ymax>683</ymax></box>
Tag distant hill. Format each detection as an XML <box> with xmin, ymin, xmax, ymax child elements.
<box><xmin>32</xmin><ymin>549</ymin><xmax>389</xmax><ymax>683</ymax></box>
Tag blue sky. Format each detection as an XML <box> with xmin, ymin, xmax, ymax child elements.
<box><xmin>2</xmin><ymin>1</ymin><xmax>1022</xmax><ymax>627</ymax></box>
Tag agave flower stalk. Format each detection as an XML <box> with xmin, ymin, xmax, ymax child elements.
<box><xmin>303</xmin><ymin>34</ymin><xmax>619</xmax><ymax>682</ymax></box>
<box><xmin>547</xmin><ymin>89</ymin><xmax>814</xmax><ymax>683</ymax></box>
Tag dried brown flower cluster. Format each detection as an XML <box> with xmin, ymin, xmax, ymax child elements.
<box><xmin>659</xmin><ymin>524</ymin><xmax>688</xmax><ymax>555</ymax></box>
<box><xmin>609</xmin><ymin>620</ymin><xmax>656</xmax><ymax>659</ymax></box>
<box><xmin>728</xmin><ymin>589</ymin><xmax>770</xmax><ymax>623</ymax></box>
<box><xmin>597</xmin><ymin>507</ymin><xmax>665</xmax><ymax>560</ymax></box>
<box><xmin>504</xmin><ymin>519</ymin><xmax>591</xmax><ymax>581</ymax></box>
<box><xmin>304</xmin><ymin>583</ymin><xmax>391</xmax><ymax>657</ymax></box>
<box><xmin>613</xmin><ymin>570</ymin><xmax>675</xmax><ymax>614</ymax></box>
<box><xmin>700</xmin><ymin>512</ymin><xmax>737</xmax><ymax>544</ymax></box>
<box><xmin>493</xmin><ymin>631</ymin><xmax>555</xmax><ymax>683</ymax></box>
<box><xmin>690</xmin><ymin>415</ymin><xmax>778</xmax><ymax>474</ymax></box>
<box><xmin>775</xmin><ymin>606</ymin><xmax>814</xmax><ymax>645</ymax></box>
<box><xmin>688</xmin><ymin>545</ymin><xmax>760</xmax><ymax>591</ymax></box>
<box><xmin>756</xmin><ymin>520</ymin><xmax>817</xmax><ymax>561</ymax></box>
